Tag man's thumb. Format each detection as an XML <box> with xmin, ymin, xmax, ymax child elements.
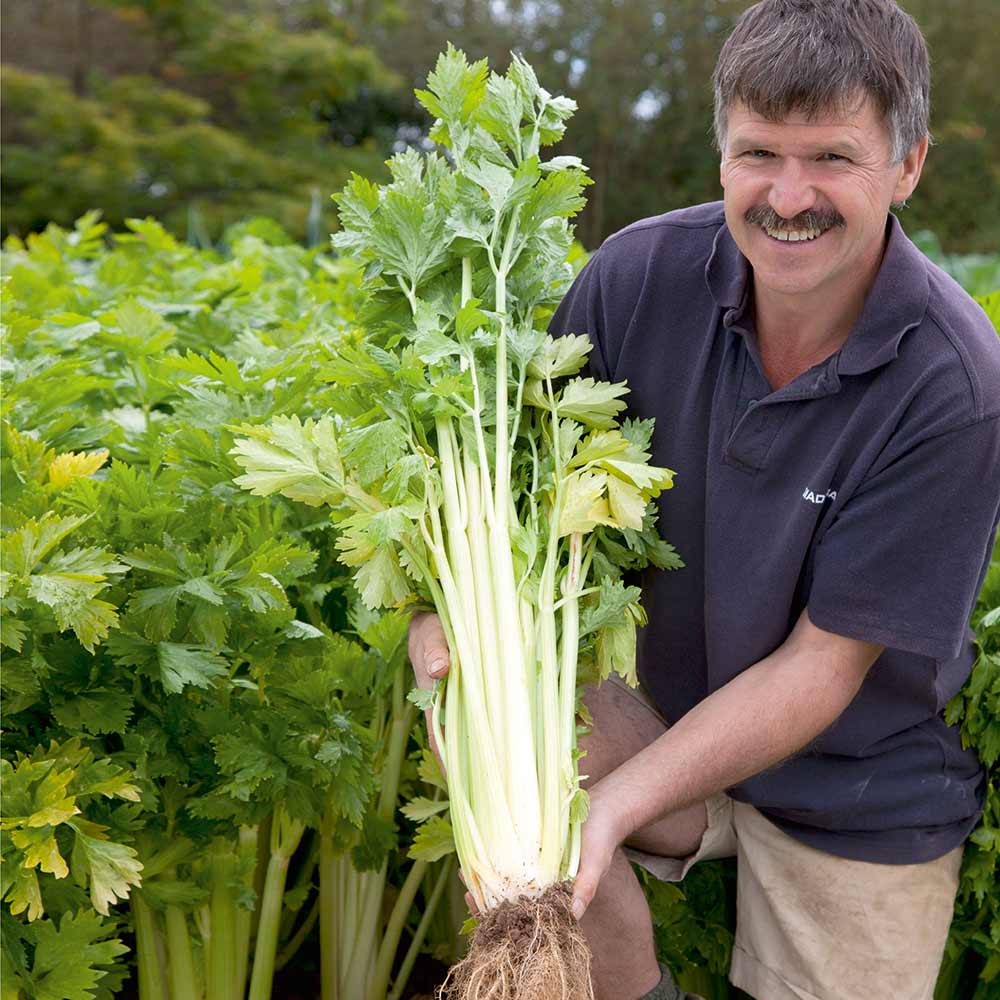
<box><xmin>571</xmin><ymin>868</ymin><xmax>598</xmax><ymax>921</ymax></box>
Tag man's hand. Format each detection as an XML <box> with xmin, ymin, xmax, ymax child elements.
<box><xmin>407</xmin><ymin>611</ymin><xmax>451</xmax><ymax>771</ymax></box>
<box><xmin>570</xmin><ymin>779</ymin><xmax>632</xmax><ymax>920</ymax></box>
<box><xmin>407</xmin><ymin>611</ymin><xmax>451</xmax><ymax>688</ymax></box>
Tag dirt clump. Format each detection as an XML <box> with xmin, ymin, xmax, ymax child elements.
<box><xmin>438</xmin><ymin>882</ymin><xmax>593</xmax><ymax>1000</ymax></box>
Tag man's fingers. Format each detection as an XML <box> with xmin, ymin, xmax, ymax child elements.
<box><xmin>570</xmin><ymin>873</ymin><xmax>596</xmax><ymax>922</ymax></box>
<box><xmin>571</xmin><ymin>848</ymin><xmax>609</xmax><ymax>922</ymax></box>
<box><xmin>408</xmin><ymin>612</ymin><xmax>451</xmax><ymax>683</ymax></box>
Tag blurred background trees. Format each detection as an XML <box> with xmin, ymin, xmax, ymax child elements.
<box><xmin>2</xmin><ymin>0</ymin><xmax>998</xmax><ymax>252</ymax></box>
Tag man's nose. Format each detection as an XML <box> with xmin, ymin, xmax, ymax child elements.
<box><xmin>767</xmin><ymin>159</ymin><xmax>817</xmax><ymax>220</ymax></box>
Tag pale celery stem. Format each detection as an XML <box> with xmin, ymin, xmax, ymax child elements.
<box><xmin>396</xmin><ymin>275</ymin><xmax>418</xmax><ymax>316</ymax></box>
<box><xmin>348</xmin><ymin>693</ymin><xmax>419</xmax><ymax>998</ymax></box>
<box><xmin>521</xmin><ymin>594</ymin><xmax>539</xmax><ymax>739</ymax></box>
<box><xmin>533</xmin><ymin>384</ymin><xmax>568</xmax><ymax>880</ymax></box>
<box><xmin>207</xmin><ymin>840</ymin><xmax>238</xmax><ymax>1000</ymax></box>
<box><xmin>340</xmin><ymin>850</ymin><xmax>358</xmax><ymax>975</ymax></box>
<box><xmin>558</xmin><ymin>532</ymin><xmax>585</xmax><ymax>829</ymax></box>
<box><xmin>247</xmin><ymin>808</ymin><xmax>306</xmax><ymax>1000</ymax></box>
<box><xmin>461</xmin><ymin>257</ymin><xmax>473</xmax><ymax>305</ymax></box>
<box><xmin>250</xmin><ymin>817</ymin><xmax>271</xmax><ymax>943</ymax></box>
<box><xmin>368</xmin><ymin>858</ymin><xmax>430</xmax><ymax>1000</ymax></box>
<box><xmin>490</xmin><ymin>217</ymin><xmax>542</xmax><ymax>865</ymax></box>
<box><xmin>386</xmin><ymin>857</ymin><xmax>455</xmax><ymax>1000</ymax></box>
<box><xmin>434</xmin><ymin>416</ymin><xmax>511</xmax><ymax>847</ymax></box>
<box><xmin>133</xmin><ymin>892</ymin><xmax>168</xmax><ymax>1000</ymax></box>
<box><xmin>506</xmin><ymin>350</ymin><xmax>529</xmax><ymax>476</ymax></box>
<box><xmin>164</xmin><ymin>873</ymin><xmax>199</xmax><ymax>1000</ymax></box>
<box><xmin>553</xmin><ymin>585</ymin><xmax>600</xmax><ymax>612</ymax></box>
<box><xmin>450</xmin><ymin>665</ymin><xmax>494</xmax><ymax>909</ymax></box>
<box><xmin>234</xmin><ymin>825</ymin><xmax>258</xmax><ymax>994</ymax></box>
<box><xmin>343</xmin><ymin>865</ymin><xmax>387</xmax><ymax>1000</ymax></box>
<box><xmin>465</xmin><ymin>356</ymin><xmax>496</xmax><ymax>531</ymax></box>
<box><xmin>461</xmin><ymin>440</ymin><xmax>509</xmax><ymax>776</ymax></box>
<box><xmin>567</xmin><ymin>811</ymin><xmax>584</xmax><ymax>879</ymax></box>
<box><xmin>536</xmin><ymin>532</ymin><xmax>565</xmax><ymax>882</ymax></box>
<box><xmin>338</xmin><ymin>851</ymin><xmax>352</xmax><ymax>994</ymax></box>
<box><xmin>319</xmin><ymin>797</ymin><xmax>339</xmax><ymax>1000</ymax></box>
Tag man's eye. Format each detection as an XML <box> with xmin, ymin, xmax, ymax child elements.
<box><xmin>743</xmin><ymin>149</ymin><xmax>772</xmax><ymax>158</ymax></box>
<box><xmin>820</xmin><ymin>153</ymin><xmax>847</xmax><ymax>162</ymax></box>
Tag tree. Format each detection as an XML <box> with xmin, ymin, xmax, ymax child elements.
<box><xmin>1</xmin><ymin>0</ymin><xmax>407</xmax><ymax>243</ymax></box>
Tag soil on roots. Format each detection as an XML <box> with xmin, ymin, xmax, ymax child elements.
<box><xmin>438</xmin><ymin>882</ymin><xmax>593</xmax><ymax>1000</ymax></box>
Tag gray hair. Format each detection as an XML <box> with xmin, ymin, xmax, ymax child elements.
<box><xmin>712</xmin><ymin>0</ymin><xmax>930</xmax><ymax>163</ymax></box>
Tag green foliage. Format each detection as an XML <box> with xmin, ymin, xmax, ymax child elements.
<box><xmin>1</xmin><ymin>0</ymin><xmax>404</xmax><ymax>243</ymax></box>
<box><xmin>1</xmin><ymin>213</ymin><xmax>449</xmax><ymax>998</ymax></box>
<box><xmin>934</xmin><ymin>293</ymin><xmax>1000</xmax><ymax>1000</ymax></box>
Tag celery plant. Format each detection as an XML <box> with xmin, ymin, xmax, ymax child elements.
<box><xmin>231</xmin><ymin>45</ymin><xmax>680</xmax><ymax>924</ymax></box>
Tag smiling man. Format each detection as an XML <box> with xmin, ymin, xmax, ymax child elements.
<box><xmin>407</xmin><ymin>2</ymin><xmax>1000</xmax><ymax>998</ymax></box>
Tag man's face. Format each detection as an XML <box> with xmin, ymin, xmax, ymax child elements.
<box><xmin>719</xmin><ymin>97</ymin><xmax>927</xmax><ymax>302</ymax></box>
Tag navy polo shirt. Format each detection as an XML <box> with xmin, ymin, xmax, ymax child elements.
<box><xmin>550</xmin><ymin>201</ymin><xmax>1000</xmax><ymax>864</ymax></box>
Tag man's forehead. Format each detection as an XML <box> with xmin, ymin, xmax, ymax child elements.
<box><xmin>725</xmin><ymin>97</ymin><xmax>889</xmax><ymax>152</ymax></box>
<box><xmin>727</xmin><ymin>96</ymin><xmax>878</xmax><ymax>135</ymax></box>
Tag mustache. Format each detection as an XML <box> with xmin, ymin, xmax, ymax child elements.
<box><xmin>744</xmin><ymin>205</ymin><xmax>845</xmax><ymax>232</ymax></box>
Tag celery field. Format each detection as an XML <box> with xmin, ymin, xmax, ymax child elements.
<box><xmin>3</xmin><ymin>57</ymin><xmax>1000</xmax><ymax>1000</ymax></box>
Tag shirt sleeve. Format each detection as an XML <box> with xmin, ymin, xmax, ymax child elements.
<box><xmin>808</xmin><ymin>414</ymin><xmax>1000</xmax><ymax>660</ymax></box>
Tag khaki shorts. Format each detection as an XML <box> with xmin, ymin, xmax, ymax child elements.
<box><xmin>611</xmin><ymin>677</ymin><xmax>965</xmax><ymax>1000</ymax></box>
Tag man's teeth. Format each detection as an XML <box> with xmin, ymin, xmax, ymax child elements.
<box><xmin>763</xmin><ymin>226</ymin><xmax>823</xmax><ymax>241</ymax></box>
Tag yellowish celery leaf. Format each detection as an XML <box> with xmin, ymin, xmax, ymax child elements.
<box><xmin>70</xmin><ymin>818</ymin><xmax>143</xmax><ymax>915</ymax></box>
<box><xmin>229</xmin><ymin>415</ymin><xmax>344</xmax><ymax>508</ymax></box>
<box><xmin>606</xmin><ymin>476</ymin><xmax>648</xmax><ymax>531</ymax></box>
<box><xmin>527</xmin><ymin>333</ymin><xmax>592</xmax><ymax>379</ymax></box>
<box><xmin>11</xmin><ymin>827</ymin><xmax>69</xmax><ymax>879</ymax></box>
<box><xmin>559</xmin><ymin>470</ymin><xmax>614</xmax><ymax>537</ymax></box>
<box><xmin>3</xmin><ymin>512</ymin><xmax>91</xmax><ymax>577</ymax></box>
<box><xmin>354</xmin><ymin>547</ymin><xmax>411</xmax><ymax>610</ymax></box>
<box><xmin>334</xmin><ymin>524</ymin><xmax>374</xmax><ymax>568</ymax></box>
<box><xmin>47</xmin><ymin>449</ymin><xmax>109</xmax><ymax>489</ymax></box>
<box><xmin>570</xmin><ymin>429</ymin><xmax>630</xmax><ymax>468</ymax></box>
<box><xmin>568</xmin><ymin>787</ymin><xmax>590</xmax><ymax>825</ymax></box>
<box><xmin>5</xmin><ymin>867</ymin><xmax>43</xmax><ymax>921</ymax></box>
<box><xmin>603</xmin><ymin>459</ymin><xmax>675</xmax><ymax>494</ymax></box>
<box><xmin>596</xmin><ymin>619</ymin><xmax>638</xmax><ymax>686</ymax></box>
<box><xmin>558</xmin><ymin>377</ymin><xmax>629</xmax><ymax>429</ymax></box>
<box><xmin>3</xmin><ymin>422</ymin><xmax>56</xmax><ymax>485</ymax></box>
<box><xmin>523</xmin><ymin>378</ymin><xmax>550</xmax><ymax>410</ymax></box>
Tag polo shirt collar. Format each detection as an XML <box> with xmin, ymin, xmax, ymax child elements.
<box><xmin>704</xmin><ymin>212</ymin><xmax>930</xmax><ymax>376</ymax></box>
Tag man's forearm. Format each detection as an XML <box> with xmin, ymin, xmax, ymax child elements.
<box><xmin>598</xmin><ymin>610</ymin><xmax>883</xmax><ymax>843</ymax></box>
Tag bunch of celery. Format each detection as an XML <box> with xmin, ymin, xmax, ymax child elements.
<box><xmin>231</xmin><ymin>44</ymin><xmax>677</xmax><ymax>991</ymax></box>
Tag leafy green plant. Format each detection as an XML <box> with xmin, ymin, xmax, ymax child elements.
<box><xmin>935</xmin><ymin>291</ymin><xmax>1000</xmax><ymax>1000</ymax></box>
<box><xmin>1</xmin><ymin>213</ymin><xmax>453</xmax><ymax>1000</ymax></box>
<box><xmin>230</xmin><ymin>45</ymin><xmax>680</xmax><ymax>997</ymax></box>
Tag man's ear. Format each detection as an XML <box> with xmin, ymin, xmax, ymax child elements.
<box><xmin>893</xmin><ymin>135</ymin><xmax>929</xmax><ymax>203</ymax></box>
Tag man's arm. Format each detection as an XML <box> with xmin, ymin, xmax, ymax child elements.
<box><xmin>570</xmin><ymin>609</ymin><xmax>883</xmax><ymax>918</ymax></box>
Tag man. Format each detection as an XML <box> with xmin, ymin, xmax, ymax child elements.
<box><xmin>409</xmin><ymin>1</ymin><xmax>1000</xmax><ymax>997</ymax></box>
